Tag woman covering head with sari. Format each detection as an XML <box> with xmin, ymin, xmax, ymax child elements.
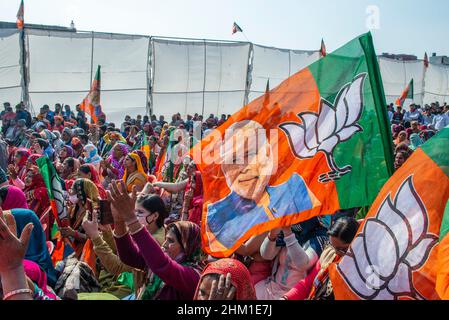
<box><xmin>409</xmin><ymin>133</ymin><xmax>424</xmax><ymax>151</ymax></box>
<box><xmin>122</xmin><ymin>152</ymin><xmax>147</xmax><ymax>193</ymax></box>
<box><xmin>83</xmin><ymin>144</ymin><xmax>102</xmax><ymax>173</ymax></box>
<box><xmin>62</xmin><ymin>178</ymin><xmax>100</xmax><ymax>274</ymax></box>
<box><xmin>101</xmin><ymin>143</ymin><xmax>129</xmax><ymax>186</ymax></box>
<box><xmin>132</xmin><ymin>150</ymin><xmax>149</xmax><ymax>174</ymax></box>
<box><xmin>78</xmin><ymin>164</ymin><xmax>107</xmax><ymax>199</ymax></box>
<box><xmin>71</xmin><ymin>137</ymin><xmax>84</xmax><ymax>159</ymax></box>
<box><xmin>23</xmin><ymin>169</ymin><xmax>50</xmax><ymax>219</ymax></box>
<box><xmin>195</xmin><ymin>259</ymin><xmax>257</xmax><ymax>300</ymax></box>
<box><xmin>3</xmin><ymin>209</ymin><xmax>58</xmax><ymax>287</ymax></box>
<box><xmin>9</xmin><ymin>148</ymin><xmax>30</xmax><ymax>183</ymax></box>
<box><xmin>394</xmin><ymin>131</ymin><xmax>410</xmax><ymax>146</ymax></box>
<box><xmin>0</xmin><ymin>185</ymin><xmax>29</xmax><ymax>210</ymax></box>
<box><xmin>59</xmin><ymin>145</ymin><xmax>75</xmax><ymax>163</ymax></box>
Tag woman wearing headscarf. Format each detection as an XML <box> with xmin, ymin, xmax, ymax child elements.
<box><xmin>8</xmin><ymin>149</ymin><xmax>30</xmax><ymax>189</ymax></box>
<box><xmin>78</xmin><ymin>164</ymin><xmax>107</xmax><ymax>199</ymax></box>
<box><xmin>61</xmin><ymin>178</ymin><xmax>100</xmax><ymax>274</ymax></box>
<box><xmin>180</xmin><ymin>165</ymin><xmax>203</xmax><ymax>225</ymax></box>
<box><xmin>110</xmin><ymin>181</ymin><xmax>205</xmax><ymax>300</ymax></box>
<box><xmin>71</xmin><ymin>137</ymin><xmax>84</xmax><ymax>159</ymax></box>
<box><xmin>101</xmin><ymin>143</ymin><xmax>129</xmax><ymax>187</ymax></box>
<box><xmin>23</xmin><ymin>260</ymin><xmax>59</xmax><ymax>300</ymax></box>
<box><xmin>0</xmin><ymin>185</ymin><xmax>29</xmax><ymax>210</ymax></box>
<box><xmin>83</xmin><ymin>144</ymin><xmax>102</xmax><ymax>173</ymax></box>
<box><xmin>61</xmin><ymin>127</ymin><xmax>73</xmax><ymax>146</ymax></box>
<box><xmin>3</xmin><ymin>209</ymin><xmax>58</xmax><ymax>287</ymax></box>
<box><xmin>195</xmin><ymin>259</ymin><xmax>257</xmax><ymax>300</ymax></box>
<box><xmin>132</xmin><ymin>150</ymin><xmax>149</xmax><ymax>174</ymax></box>
<box><xmin>122</xmin><ymin>152</ymin><xmax>147</xmax><ymax>193</ymax></box>
<box><xmin>59</xmin><ymin>145</ymin><xmax>75</xmax><ymax>163</ymax></box>
<box><xmin>394</xmin><ymin>130</ymin><xmax>410</xmax><ymax>146</ymax></box>
<box><xmin>23</xmin><ymin>169</ymin><xmax>51</xmax><ymax>219</ymax></box>
<box><xmin>409</xmin><ymin>133</ymin><xmax>424</xmax><ymax>151</ymax></box>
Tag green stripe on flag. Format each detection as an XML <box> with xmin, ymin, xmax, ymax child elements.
<box><xmin>440</xmin><ymin>199</ymin><xmax>449</xmax><ymax>242</ymax></box>
<box><xmin>307</xmin><ymin>32</ymin><xmax>394</xmax><ymax>209</ymax></box>
<box><xmin>421</xmin><ymin>127</ymin><xmax>449</xmax><ymax>178</ymax></box>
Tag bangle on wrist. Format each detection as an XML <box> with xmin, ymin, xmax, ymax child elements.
<box><xmin>3</xmin><ymin>289</ymin><xmax>33</xmax><ymax>300</ymax></box>
<box><xmin>129</xmin><ymin>224</ymin><xmax>144</xmax><ymax>235</ymax></box>
<box><xmin>268</xmin><ymin>234</ymin><xmax>277</xmax><ymax>242</ymax></box>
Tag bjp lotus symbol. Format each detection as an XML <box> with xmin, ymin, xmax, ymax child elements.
<box><xmin>280</xmin><ymin>73</ymin><xmax>366</xmax><ymax>183</ymax></box>
<box><xmin>337</xmin><ymin>176</ymin><xmax>438</xmax><ymax>300</ymax></box>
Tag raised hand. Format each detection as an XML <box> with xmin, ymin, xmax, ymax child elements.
<box><xmin>108</xmin><ymin>180</ymin><xmax>138</xmax><ymax>224</ymax></box>
<box><xmin>0</xmin><ymin>208</ymin><xmax>34</xmax><ymax>273</ymax></box>
<box><xmin>208</xmin><ymin>273</ymin><xmax>236</xmax><ymax>300</ymax></box>
<box><xmin>82</xmin><ymin>208</ymin><xmax>100</xmax><ymax>240</ymax></box>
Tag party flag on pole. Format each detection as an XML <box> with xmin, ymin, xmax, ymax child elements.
<box><xmin>193</xmin><ymin>32</ymin><xmax>394</xmax><ymax>257</ymax></box>
<box><xmin>232</xmin><ymin>22</ymin><xmax>243</xmax><ymax>35</ymax></box>
<box><xmin>395</xmin><ymin>79</ymin><xmax>414</xmax><ymax>107</ymax></box>
<box><xmin>320</xmin><ymin>38</ymin><xmax>327</xmax><ymax>57</ymax></box>
<box><xmin>36</xmin><ymin>156</ymin><xmax>69</xmax><ymax>226</ymax></box>
<box><xmin>80</xmin><ymin>65</ymin><xmax>102</xmax><ymax>123</ymax></box>
<box><xmin>330</xmin><ymin>127</ymin><xmax>449</xmax><ymax>300</ymax></box>
<box><xmin>16</xmin><ymin>0</ymin><xmax>24</xmax><ymax>30</ymax></box>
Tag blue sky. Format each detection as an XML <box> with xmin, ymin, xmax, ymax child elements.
<box><xmin>1</xmin><ymin>0</ymin><xmax>448</xmax><ymax>57</ymax></box>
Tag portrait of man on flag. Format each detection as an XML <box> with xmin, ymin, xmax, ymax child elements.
<box><xmin>207</xmin><ymin>120</ymin><xmax>316</xmax><ymax>249</ymax></box>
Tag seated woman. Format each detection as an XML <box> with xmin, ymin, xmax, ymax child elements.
<box><xmin>195</xmin><ymin>258</ymin><xmax>257</xmax><ymax>300</ymax></box>
<box><xmin>122</xmin><ymin>153</ymin><xmax>147</xmax><ymax>193</ymax></box>
<box><xmin>0</xmin><ymin>185</ymin><xmax>29</xmax><ymax>210</ymax></box>
<box><xmin>101</xmin><ymin>143</ymin><xmax>128</xmax><ymax>188</ymax></box>
<box><xmin>254</xmin><ymin>217</ymin><xmax>329</xmax><ymax>300</ymax></box>
<box><xmin>59</xmin><ymin>157</ymin><xmax>80</xmax><ymax>181</ymax></box>
<box><xmin>110</xmin><ymin>180</ymin><xmax>205</xmax><ymax>300</ymax></box>
<box><xmin>61</xmin><ymin>178</ymin><xmax>102</xmax><ymax>274</ymax></box>
<box><xmin>23</xmin><ymin>169</ymin><xmax>50</xmax><ymax>220</ymax></box>
<box><xmin>8</xmin><ymin>149</ymin><xmax>30</xmax><ymax>188</ymax></box>
<box><xmin>81</xmin><ymin>194</ymin><xmax>169</xmax><ymax>300</ymax></box>
<box><xmin>282</xmin><ymin>217</ymin><xmax>359</xmax><ymax>300</ymax></box>
<box><xmin>1</xmin><ymin>208</ymin><xmax>58</xmax><ymax>287</ymax></box>
<box><xmin>78</xmin><ymin>164</ymin><xmax>107</xmax><ymax>199</ymax></box>
<box><xmin>83</xmin><ymin>144</ymin><xmax>102</xmax><ymax>173</ymax></box>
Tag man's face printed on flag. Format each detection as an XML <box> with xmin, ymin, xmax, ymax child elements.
<box><xmin>220</xmin><ymin>120</ymin><xmax>274</xmax><ymax>202</ymax></box>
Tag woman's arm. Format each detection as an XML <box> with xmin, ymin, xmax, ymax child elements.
<box><xmin>284</xmin><ymin>233</ymin><xmax>318</xmax><ymax>272</ymax></box>
<box><xmin>235</xmin><ymin>232</ymin><xmax>268</xmax><ymax>257</ymax></box>
<box><xmin>91</xmin><ymin>235</ymin><xmax>135</xmax><ymax>275</ymax></box>
<box><xmin>113</xmin><ymin>232</ymin><xmax>147</xmax><ymax>271</ymax></box>
<box><xmin>260</xmin><ymin>235</ymin><xmax>281</xmax><ymax>261</ymax></box>
<box><xmin>154</xmin><ymin>180</ymin><xmax>188</xmax><ymax>194</ymax></box>
<box><xmin>130</xmin><ymin>226</ymin><xmax>200</xmax><ymax>298</ymax></box>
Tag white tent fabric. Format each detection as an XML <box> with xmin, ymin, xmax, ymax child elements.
<box><xmin>27</xmin><ymin>29</ymin><xmax>92</xmax><ymax>113</ymax></box>
<box><xmin>0</xmin><ymin>29</ymin><xmax>22</xmax><ymax>105</ymax></box>
<box><xmin>248</xmin><ymin>45</ymin><xmax>320</xmax><ymax>102</ymax></box>
<box><xmin>151</xmin><ymin>39</ymin><xmax>250</xmax><ymax>119</ymax></box>
<box><xmin>423</xmin><ymin>64</ymin><xmax>449</xmax><ymax>104</ymax></box>
<box><xmin>378</xmin><ymin>57</ymin><xmax>425</xmax><ymax>107</ymax></box>
<box><xmin>2</xmin><ymin>27</ymin><xmax>449</xmax><ymax>123</ymax></box>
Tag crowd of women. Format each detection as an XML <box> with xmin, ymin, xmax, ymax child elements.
<box><xmin>0</xmin><ymin>100</ymin><xmax>447</xmax><ymax>301</ymax></box>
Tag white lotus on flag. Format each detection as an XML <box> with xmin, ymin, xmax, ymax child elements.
<box><xmin>280</xmin><ymin>73</ymin><xmax>367</xmax><ymax>183</ymax></box>
<box><xmin>337</xmin><ymin>176</ymin><xmax>439</xmax><ymax>300</ymax></box>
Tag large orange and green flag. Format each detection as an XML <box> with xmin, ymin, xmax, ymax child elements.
<box><xmin>395</xmin><ymin>78</ymin><xmax>414</xmax><ymax>107</ymax></box>
<box><xmin>36</xmin><ymin>156</ymin><xmax>69</xmax><ymax>227</ymax></box>
<box><xmin>329</xmin><ymin>126</ymin><xmax>449</xmax><ymax>300</ymax></box>
<box><xmin>192</xmin><ymin>32</ymin><xmax>394</xmax><ymax>257</ymax></box>
<box><xmin>80</xmin><ymin>65</ymin><xmax>102</xmax><ymax>123</ymax></box>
